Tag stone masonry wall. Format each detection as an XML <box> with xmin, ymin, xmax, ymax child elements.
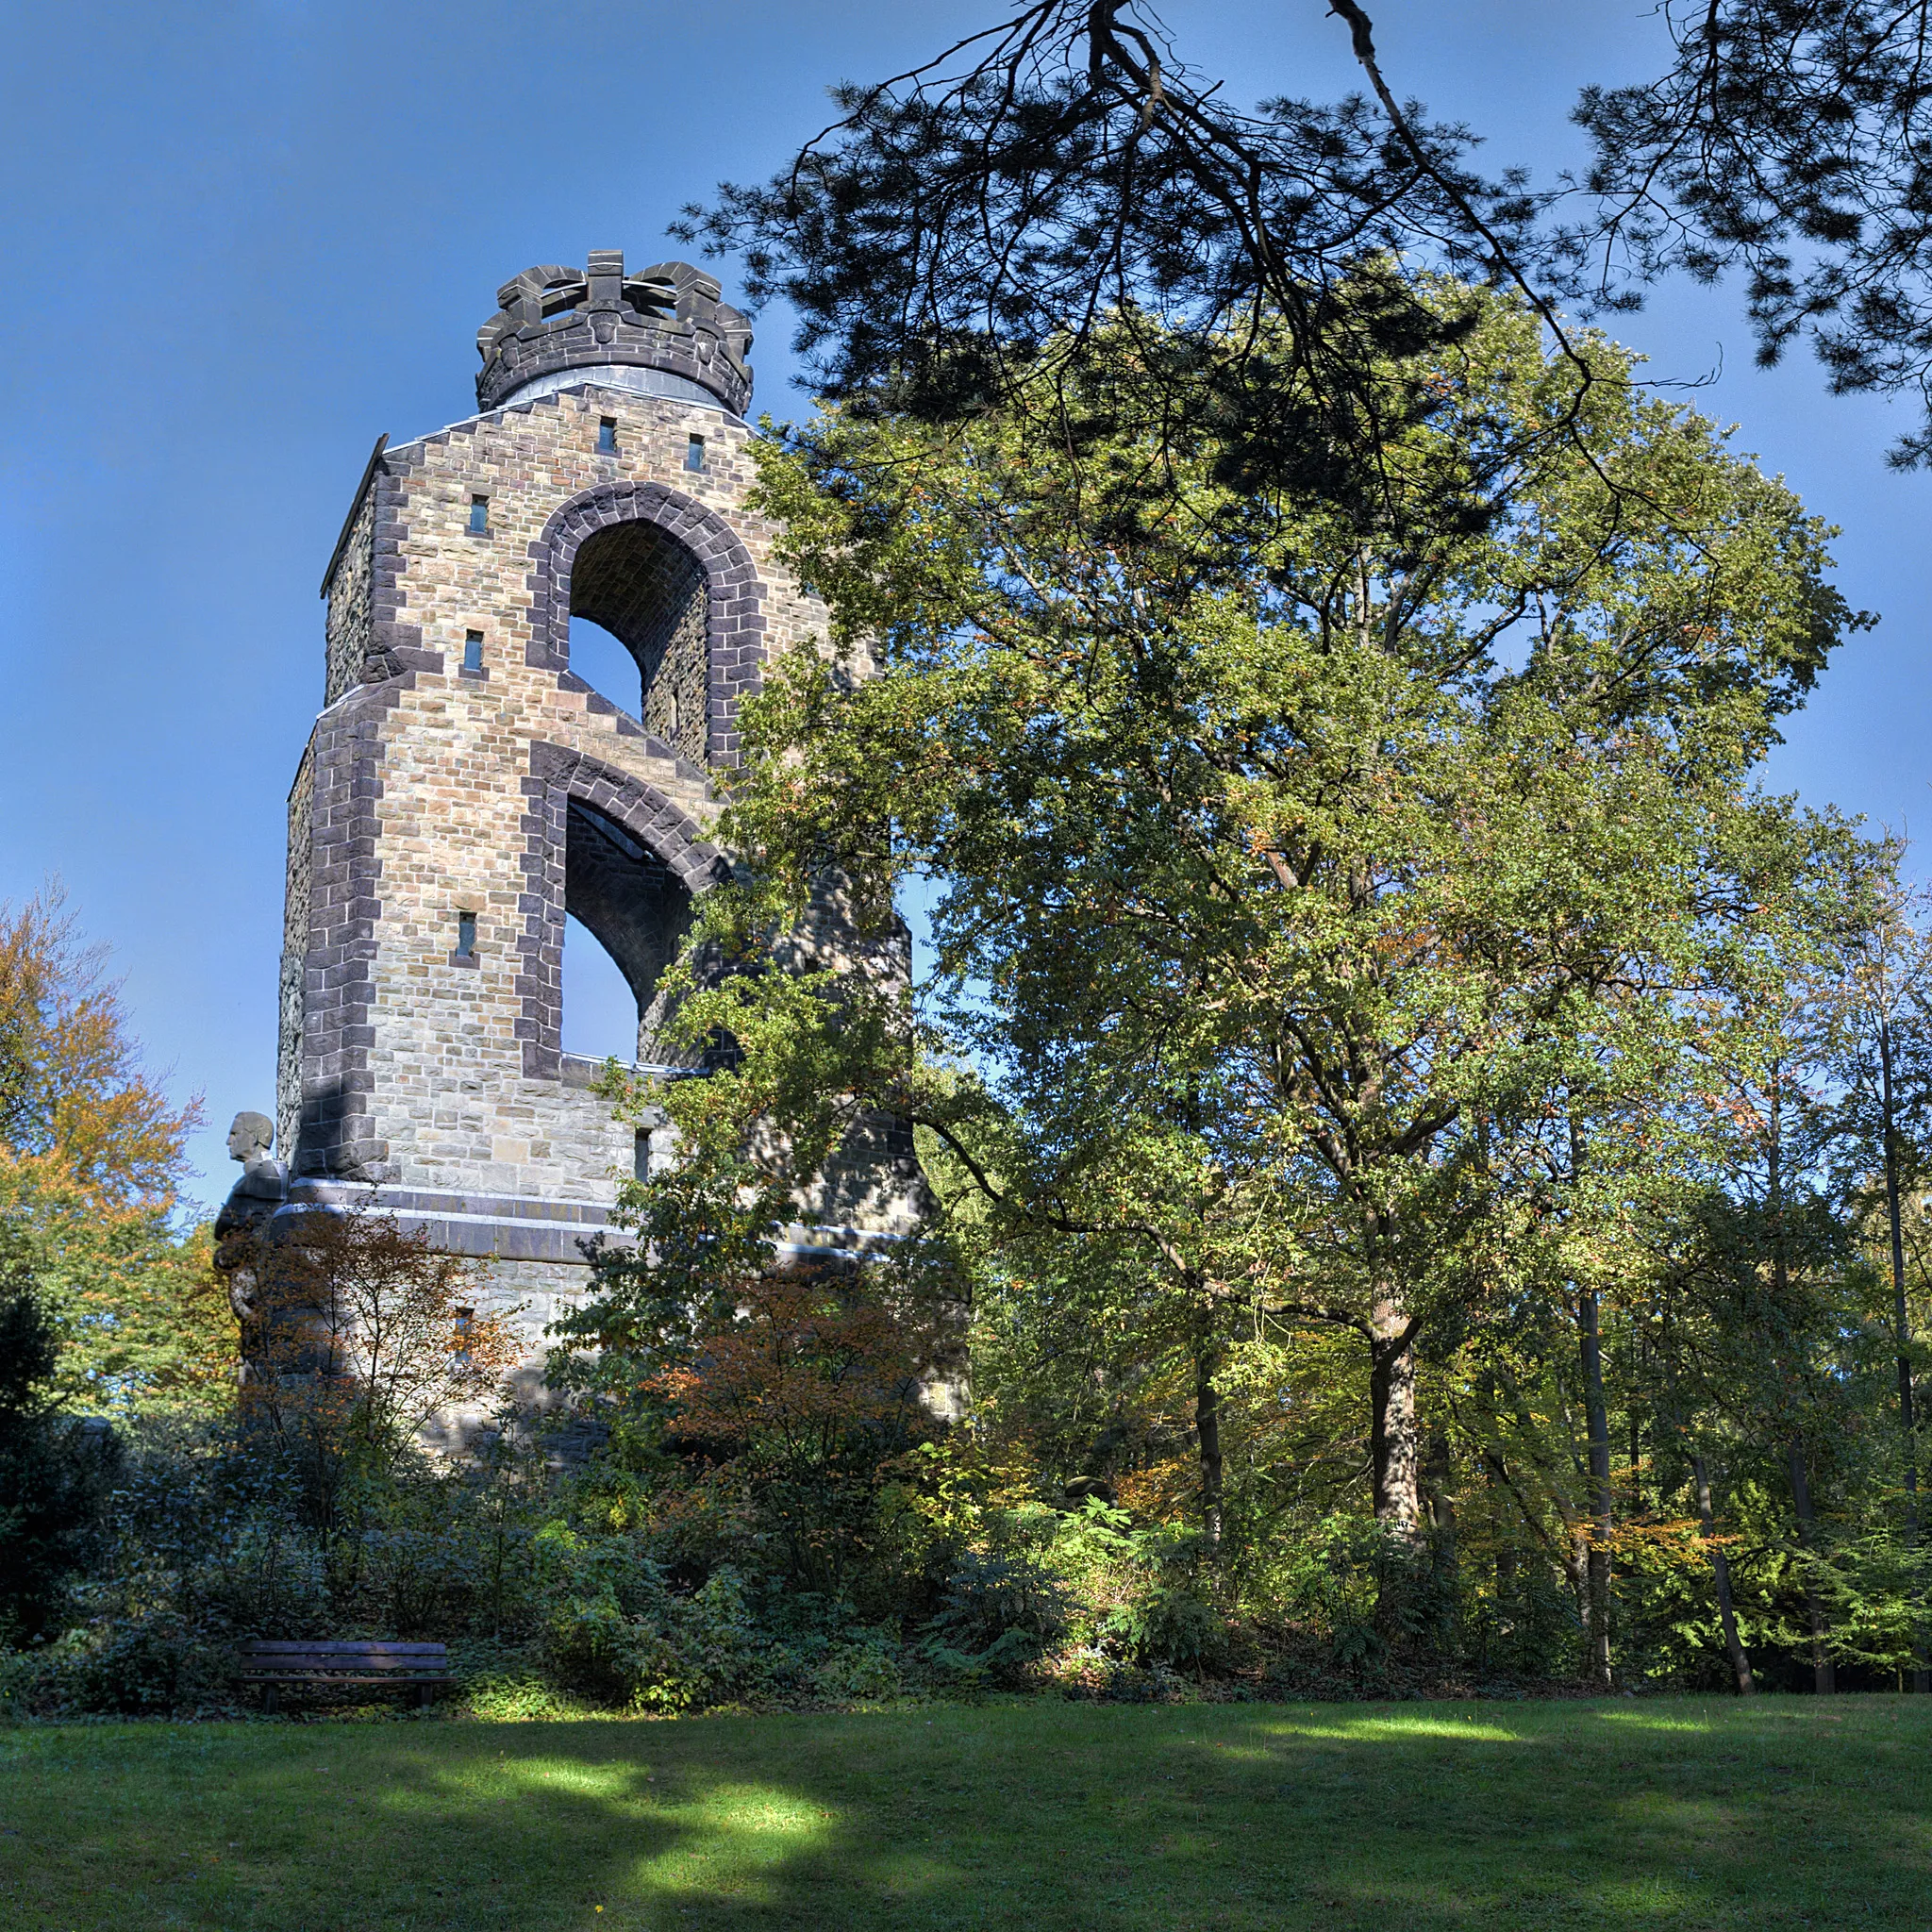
<box><xmin>641</xmin><ymin>559</ymin><xmax>708</xmax><ymax>765</ymax></box>
<box><xmin>291</xmin><ymin>376</ymin><xmax>921</xmax><ymax>1380</ymax></box>
<box><xmin>323</xmin><ymin>488</ymin><xmax>375</xmax><ymax>707</ymax></box>
<box><xmin>414</xmin><ymin>1253</ymin><xmax>593</xmax><ymax>1456</ymax></box>
<box><xmin>293</xmin><ymin>383</ymin><xmax>832</xmax><ymax>1211</ymax></box>
<box><xmin>276</xmin><ymin>739</ymin><xmax>314</xmax><ymax>1158</ymax></box>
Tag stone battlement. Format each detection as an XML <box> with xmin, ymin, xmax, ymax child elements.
<box><xmin>475</xmin><ymin>254</ymin><xmax>753</xmax><ymax>416</ymax></box>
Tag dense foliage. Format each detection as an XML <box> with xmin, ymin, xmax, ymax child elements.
<box><xmin>16</xmin><ymin>284</ymin><xmax>1932</xmax><ymax>1716</ymax></box>
<box><xmin>601</xmin><ymin>286</ymin><xmax>1932</xmax><ymax>1702</ymax></box>
<box><xmin>13</xmin><ymin>208</ymin><xmax>1932</xmax><ymax>1707</ymax></box>
<box><xmin>1576</xmin><ymin>0</ymin><xmax>1932</xmax><ymax>468</ymax></box>
<box><xmin>678</xmin><ymin>1</ymin><xmax>1554</xmax><ymax>539</ymax></box>
<box><xmin>0</xmin><ymin>1242</ymin><xmax>121</xmax><ymax>1643</ymax></box>
<box><xmin>0</xmin><ymin>889</ymin><xmax>222</xmax><ymax>1416</ymax></box>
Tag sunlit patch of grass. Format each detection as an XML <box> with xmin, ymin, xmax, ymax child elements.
<box><xmin>629</xmin><ymin>1782</ymin><xmax>838</xmax><ymax>1907</ymax></box>
<box><xmin>1259</xmin><ymin>1711</ymin><xmax>1525</xmax><ymax>1743</ymax></box>
<box><xmin>1598</xmin><ymin>1874</ymin><xmax>1696</xmax><ymax>1910</ymax></box>
<box><xmin>494</xmin><ymin>1756</ymin><xmax>646</xmax><ymax>1799</ymax></box>
<box><xmin>1593</xmin><ymin>1709</ymin><xmax>1715</xmax><ymax>1733</ymax></box>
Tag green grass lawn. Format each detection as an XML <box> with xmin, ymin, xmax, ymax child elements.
<box><xmin>2</xmin><ymin>1695</ymin><xmax>1927</xmax><ymax>1929</ymax></box>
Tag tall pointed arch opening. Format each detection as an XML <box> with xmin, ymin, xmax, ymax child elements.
<box><xmin>567</xmin><ymin>521</ymin><xmax>709</xmax><ymax>764</ymax></box>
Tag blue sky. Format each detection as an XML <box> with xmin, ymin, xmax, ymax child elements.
<box><xmin>4</xmin><ymin>0</ymin><xmax>1929</xmax><ymax>1211</ymax></box>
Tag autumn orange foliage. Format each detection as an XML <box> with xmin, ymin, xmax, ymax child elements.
<box><xmin>0</xmin><ymin>888</ymin><xmax>197</xmax><ymax>1206</ymax></box>
<box><xmin>0</xmin><ymin>888</ymin><xmax>216</xmax><ymax>1408</ymax></box>
<box><xmin>632</xmin><ymin>1268</ymin><xmax>935</xmax><ymax>1598</ymax></box>
<box><xmin>242</xmin><ymin>1206</ymin><xmax>521</xmax><ymax>1435</ymax></box>
<box><xmin>647</xmin><ymin>1272</ymin><xmax>923</xmax><ymax>1461</ymax></box>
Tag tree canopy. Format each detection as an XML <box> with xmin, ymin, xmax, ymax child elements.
<box><xmin>687</xmin><ymin>1</ymin><xmax>1932</xmax><ymax>471</ymax></box>
<box><xmin>0</xmin><ymin>888</ymin><xmax>225</xmax><ymax>1414</ymax></box>
<box><xmin>641</xmin><ymin>289</ymin><xmax>1870</xmax><ymax>1564</ymax></box>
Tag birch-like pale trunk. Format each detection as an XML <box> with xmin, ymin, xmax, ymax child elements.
<box><xmin>1578</xmin><ymin>1282</ymin><xmax>1616</xmax><ymax>1691</ymax></box>
<box><xmin>1369</xmin><ymin>1290</ymin><xmax>1423</xmax><ymax>1533</ymax></box>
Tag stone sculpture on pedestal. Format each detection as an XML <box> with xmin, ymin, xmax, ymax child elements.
<box><xmin>211</xmin><ymin>1110</ymin><xmax>285</xmax><ymax>1381</ymax></box>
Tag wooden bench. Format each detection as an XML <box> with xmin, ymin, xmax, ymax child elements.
<box><xmin>238</xmin><ymin>1641</ymin><xmax>449</xmax><ymax>1713</ymax></box>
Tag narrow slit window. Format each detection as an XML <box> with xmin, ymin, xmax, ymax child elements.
<box><xmin>633</xmin><ymin>1128</ymin><xmax>652</xmax><ymax>1183</ymax></box>
<box><xmin>462</xmin><ymin>629</ymin><xmax>484</xmax><ymax>674</ymax></box>
<box><xmin>685</xmin><ymin>434</ymin><xmax>706</xmax><ymax>472</ymax></box>
<box><xmin>456</xmin><ymin>910</ymin><xmax>477</xmax><ymax>958</ymax></box>
<box><xmin>468</xmin><ymin>495</ymin><xmax>489</xmax><ymax>534</ymax></box>
<box><xmin>597</xmin><ymin>417</ymin><xmax>618</xmax><ymax>454</ymax></box>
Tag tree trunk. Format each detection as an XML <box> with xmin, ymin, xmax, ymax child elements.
<box><xmin>1768</xmin><ymin>1069</ymin><xmax>1834</xmax><ymax>1695</ymax></box>
<box><xmin>1194</xmin><ymin>1341</ymin><xmax>1224</xmax><ymax>1555</ymax></box>
<box><xmin>1565</xmin><ymin>1529</ymin><xmax>1593</xmax><ymax>1656</ymax></box>
<box><xmin>1878</xmin><ymin>1018</ymin><xmax>1929</xmax><ymax>1691</ymax></box>
<box><xmin>1423</xmin><ymin>1428</ymin><xmax>1459</xmax><ymax>1646</ymax></box>
<box><xmin>1787</xmin><ymin>1435</ymin><xmax>1836</xmax><ymax>1695</ymax></box>
<box><xmin>1578</xmin><ymin>1284</ymin><xmax>1616</xmax><ymax>1691</ymax></box>
<box><xmin>1691</xmin><ymin>1449</ymin><xmax>1754</xmax><ymax>1694</ymax></box>
<box><xmin>1424</xmin><ymin>1429</ymin><xmax>1457</xmax><ymax>1535</ymax></box>
<box><xmin>1369</xmin><ymin>1294</ymin><xmax>1423</xmax><ymax>1533</ymax></box>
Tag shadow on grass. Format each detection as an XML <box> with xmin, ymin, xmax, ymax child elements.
<box><xmin>3</xmin><ymin>1697</ymin><xmax>1930</xmax><ymax>1929</ymax></box>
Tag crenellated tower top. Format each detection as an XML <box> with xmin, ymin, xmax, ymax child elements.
<box><xmin>475</xmin><ymin>252</ymin><xmax>754</xmax><ymax>416</ymax></box>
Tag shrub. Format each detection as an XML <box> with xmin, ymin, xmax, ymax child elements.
<box><xmin>1043</xmin><ymin>1508</ymin><xmax>1232</xmax><ymax>1673</ymax></box>
<box><xmin>928</xmin><ymin>1547</ymin><xmax>1069</xmax><ymax>1665</ymax></box>
<box><xmin>188</xmin><ymin>1516</ymin><xmax>328</xmax><ymax>1640</ymax></box>
<box><xmin>1100</xmin><ymin>1577</ymin><xmax>1228</xmax><ymax>1671</ymax></box>
<box><xmin>1270</xmin><ymin>1515</ymin><xmax>1459</xmax><ymax>1674</ymax></box>
<box><xmin>0</xmin><ymin>1270</ymin><xmax>121</xmax><ymax>1642</ymax></box>
<box><xmin>542</xmin><ymin>1592</ymin><xmax>644</xmax><ymax>1705</ymax></box>
<box><xmin>939</xmin><ymin>1548</ymin><xmax>1058</xmax><ymax>1647</ymax></box>
<box><xmin>453</xmin><ymin>1647</ymin><xmax>593</xmax><ymax>1722</ymax></box>
<box><xmin>59</xmin><ymin>1611</ymin><xmax>238</xmax><ymax>1716</ymax></box>
<box><xmin>0</xmin><ymin>1645</ymin><xmax>57</xmax><ymax>1721</ymax></box>
<box><xmin>812</xmin><ymin>1632</ymin><xmax>904</xmax><ymax>1701</ymax></box>
<box><xmin>541</xmin><ymin>1549</ymin><xmax>771</xmax><ymax>1713</ymax></box>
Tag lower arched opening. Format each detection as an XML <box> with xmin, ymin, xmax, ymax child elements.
<box><xmin>561</xmin><ymin>797</ymin><xmax>694</xmax><ymax>1066</ymax></box>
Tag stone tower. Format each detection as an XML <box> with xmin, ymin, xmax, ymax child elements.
<box><xmin>278</xmin><ymin>254</ymin><xmax>921</xmax><ymax>1386</ymax></box>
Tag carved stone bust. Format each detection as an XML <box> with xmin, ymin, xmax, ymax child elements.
<box><xmin>212</xmin><ymin>1111</ymin><xmax>286</xmax><ymax>1361</ymax></box>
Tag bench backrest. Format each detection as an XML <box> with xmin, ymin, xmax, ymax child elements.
<box><xmin>238</xmin><ymin>1641</ymin><xmax>448</xmax><ymax>1675</ymax></box>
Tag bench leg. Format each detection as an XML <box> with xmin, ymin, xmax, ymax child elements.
<box><xmin>419</xmin><ymin>1683</ymin><xmax>432</xmax><ymax>1709</ymax></box>
<box><xmin>263</xmin><ymin>1684</ymin><xmax>278</xmax><ymax>1717</ymax></box>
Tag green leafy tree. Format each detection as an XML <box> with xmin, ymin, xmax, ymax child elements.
<box><xmin>550</xmin><ymin>1082</ymin><xmax>958</xmax><ymax>1607</ymax></box>
<box><xmin>0</xmin><ymin>887</ymin><xmax>217</xmax><ymax>1415</ymax></box>
<box><xmin>0</xmin><ymin>1232</ymin><xmax>120</xmax><ymax>1643</ymax></box>
<box><xmin>1745</xmin><ymin>864</ymin><xmax>1932</xmax><ymax>1689</ymax></box>
<box><xmin>653</xmin><ymin>287</ymin><xmax>1860</xmax><ymax>1557</ymax></box>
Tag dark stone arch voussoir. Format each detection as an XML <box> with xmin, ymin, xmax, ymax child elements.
<box><xmin>525</xmin><ymin>479</ymin><xmax>764</xmax><ymax>769</ymax></box>
<box><xmin>515</xmin><ymin>741</ymin><xmax>731</xmax><ymax>1079</ymax></box>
